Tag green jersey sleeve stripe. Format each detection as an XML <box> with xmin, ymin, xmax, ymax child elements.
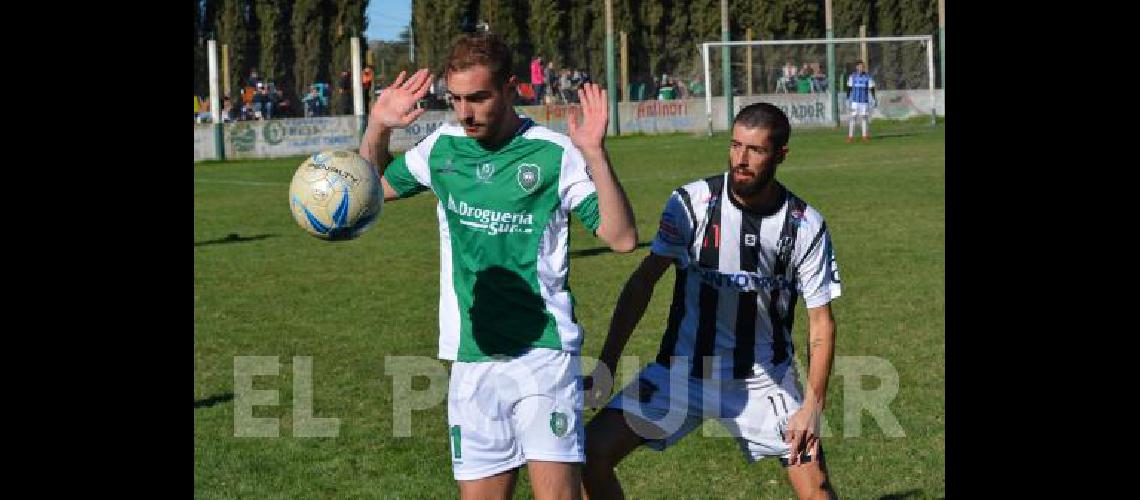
<box><xmin>572</xmin><ymin>192</ymin><xmax>600</xmax><ymax>234</ymax></box>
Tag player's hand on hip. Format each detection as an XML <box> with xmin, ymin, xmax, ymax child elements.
<box><xmin>567</xmin><ymin>83</ymin><xmax>608</xmax><ymax>153</ymax></box>
<box><xmin>784</xmin><ymin>403</ymin><xmax>822</xmax><ymax>466</ymax></box>
<box><xmin>368</xmin><ymin>68</ymin><xmax>433</xmax><ymax>129</ymax></box>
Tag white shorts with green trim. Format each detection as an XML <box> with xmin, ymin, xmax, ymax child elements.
<box><xmin>447</xmin><ymin>348</ymin><xmax>584</xmax><ymax>481</ymax></box>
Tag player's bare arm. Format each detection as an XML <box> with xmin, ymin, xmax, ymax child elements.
<box><xmin>584</xmin><ymin>253</ymin><xmax>672</xmax><ymax>408</ymax></box>
<box><xmin>567</xmin><ymin>83</ymin><xmax>638</xmax><ymax>252</ymax></box>
<box><xmin>785</xmin><ymin>304</ymin><xmax>836</xmax><ymax>465</ymax></box>
<box><xmin>357</xmin><ymin>68</ymin><xmax>433</xmax><ymax>201</ymax></box>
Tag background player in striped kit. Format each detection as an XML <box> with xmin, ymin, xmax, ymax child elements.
<box><xmin>846</xmin><ymin>60</ymin><xmax>876</xmax><ymax>142</ymax></box>
<box><xmin>582</xmin><ymin>103</ymin><xmax>841</xmax><ymax>500</ymax></box>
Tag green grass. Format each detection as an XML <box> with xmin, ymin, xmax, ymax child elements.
<box><xmin>195</xmin><ymin>119</ymin><xmax>944</xmax><ymax>499</ymax></box>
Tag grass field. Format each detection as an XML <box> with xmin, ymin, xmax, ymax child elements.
<box><xmin>195</xmin><ymin>118</ymin><xmax>944</xmax><ymax>499</ymax></box>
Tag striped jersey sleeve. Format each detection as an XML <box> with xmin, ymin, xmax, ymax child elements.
<box><xmin>793</xmin><ymin>207</ymin><xmax>842</xmax><ymax>308</ymax></box>
<box><xmin>649</xmin><ymin>190</ymin><xmax>696</xmax><ymax>267</ymax></box>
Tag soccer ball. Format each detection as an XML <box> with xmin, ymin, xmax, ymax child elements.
<box><xmin>288</xmin><ymin>150</ymin><xmax>383</xmax><ymax>241</ymax></box>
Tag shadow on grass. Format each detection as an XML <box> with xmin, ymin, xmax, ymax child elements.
<box><xmin>869</xmin><ymin>132</ymin><xmax>920</xmax><ymax>140</ymax></box>
<box><xmin>880</xmin><ymin>489</ymin><xmax>924</xmax><ymax>500</ymax></box>
<box><xmin>194</xmin><ymin>393</ymin><xmax>235</xmax><ymax>409</ymax></box>
<box><xmin>569</xmin><ymin>241</ymin><xmax>652</xmax><ymax>258</ymax></box>
<box><xmin>195</xmin><ymin>233</ymin><xmax>276</xmax><ymax>247</ymax></box>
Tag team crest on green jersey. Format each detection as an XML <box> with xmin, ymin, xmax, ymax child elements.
<box><xmin>517</xmin><ymin>163</ymin><xmax>541</xmax><ymax>193</ymax></box>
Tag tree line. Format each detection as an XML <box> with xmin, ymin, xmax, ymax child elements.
<box><xmin>195</xmin><ymin>0</ymin><xmax>368</xmax><ymax>115</ymax></box>
<box><xmin>412</xmin><ymin>1</ymin><xmax>939</xmax><ymax>94</ymax></box>
<box><xmin>195</xmin><ymin>1</ymin><xmax>940</xmax><ymax>108</ymax></box>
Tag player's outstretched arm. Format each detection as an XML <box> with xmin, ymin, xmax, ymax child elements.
<box><xmin>784</xmin><ymin>304</ymin><xmax>837</xmax><ymax>465</ymax></box>
<box><xmin>359</xmin><ymin>69</ymin><xmax>433</xmax><ymax>182</ymax></box>
<box><xmin>584</xmin><ymin>253</ymin><xmax>672</xmax><ymax>408</ymax></box>
<box><xmin>568</xmin><ymin>83</ymin><xmax>638</xmax><ymax>253</ymax></box>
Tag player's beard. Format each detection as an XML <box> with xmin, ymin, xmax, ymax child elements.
<box><xmin>728</xmin><ymin>161</ymin><xmax>775</xmax><ymax>198</ymax></box>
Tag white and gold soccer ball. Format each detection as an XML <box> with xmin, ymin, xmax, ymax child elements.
<box><xmin>288</xmin><ymin>150</ymin><xmax>383</xmax><ymax>241</ymax></box>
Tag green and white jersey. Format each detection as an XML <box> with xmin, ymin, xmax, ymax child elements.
<box><xmin>384</xmin><ymin>118</ymin><xmax>601</xmax><ymax>362</ymax></box>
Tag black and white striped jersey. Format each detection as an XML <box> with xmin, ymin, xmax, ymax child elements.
<box><xmin>650</xmin><ymin>173</ymin><xmax>842</xmax><ymax>381</ymax></box>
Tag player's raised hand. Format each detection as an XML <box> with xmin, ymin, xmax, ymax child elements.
<box><xmin>368</xmin><ymin>68</ymin><xmax>433</xmax><ymax>129</ymax></box>
<box><xmin>567</xmin><ymin>83</ymin><xmax>609</xmax><ymax>153</ymax></box>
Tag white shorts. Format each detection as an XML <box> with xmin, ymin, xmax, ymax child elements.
<box><xmin>605</xmin><ymin>362</ymin><xmax>808</xmax><ymax>464</ymax></box>
<box><xmin>850</xmin><ymin>102</ymin><xmax>870</xmax><ymax>116</ymax></box>
<box><xmin>447</xmin><ymin>348</ymin><xmax>584</xmax><ymax>481</ymax></box>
